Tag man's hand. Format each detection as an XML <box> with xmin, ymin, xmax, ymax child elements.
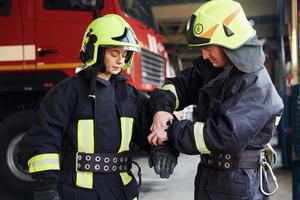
<box><xmin>150</xmin><ymin>111</ymin><xmax>173</xmax><ymax>132</ymax></box>
<box><xmin>148</xmin><ymin>111</ymin><xmax>173</xmax><ymax>146</ymax></box>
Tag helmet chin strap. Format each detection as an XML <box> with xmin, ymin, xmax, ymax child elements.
<box><xmin>92</xmin><ymin>47</ymin><xmax>106</xmax><ymax>73</ymax></box>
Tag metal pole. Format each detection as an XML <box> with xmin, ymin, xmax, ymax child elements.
<box><xmin>290</xmin><ymin>0</ymin><xmax>298</xmax><ymax>84</ymax></box>
<box><xmin>291</xmin><ymin>0</ymin><xmax>300</xmax><ymax>199</ymax></box>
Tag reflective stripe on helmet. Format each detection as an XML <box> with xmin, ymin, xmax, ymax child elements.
<box><xmin>194</xmin><ymin>122</ymin><xmax>210</xmax><ymax>154</ymax></box>
<box><xmin>76</xmin><ymin>119</ymin><xmax>94</xmax><ymax>189</ymax></box>
<box><xmin>118</xmin><ymin>117</ymin><xmax>134</xmax><ymax>185</ymax></box>
<box><xmin>28</xmin><ymin>153</ymin><xmax>60</xmax><ymax>173</ymax></box>
<box><xmin>223</xmin><ymin>6</ymin><xmax>242</xmax><ymax>26</ymax></box>
<box><xmin>161</xmin><ymin>84</ymin><xmax>179</xmax><ymax>110</ymax></box>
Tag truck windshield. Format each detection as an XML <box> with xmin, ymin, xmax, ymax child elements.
<box><xmin>44</xmin><ymin>0</ymin><xmax>96</xmax><ymax>11</ymax></box>
<box><xmin>119</xmin><ymin>0</ymin><xmax>155</xmax><ymax>29</ymax></box>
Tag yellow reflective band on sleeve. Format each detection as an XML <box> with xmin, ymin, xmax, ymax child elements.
<box><xmin>133</xmin><ymin>197</ymin><xmax>138</xmax><ymax>200</ymax></box>
<box><xmin>161</xmin><ymin>84</ymin><xmax>179</xmax><ymax>110</ymax></box>
<box><xmin>28</xmin><ymin>153</ymin><xmax>60</xmax><ymax>173</ymax></box>
<box><xmin>275</xmin><ymin>116</ymin><xmax>281</xmax><ymax>126</ymax></box>
<box><xmin>194</xmin><ymin>122</ymin><xmax>210</xmax><ymax>154</ymax></box>
<box><xmin>76</xmin><ymin>119</ymin><xmax>94</xmax><ymax>189</ymax></box>
<box><xmin>118</xmin><ymin>117</ymin><xmax>134</xmax><ymax>185</ymax></box>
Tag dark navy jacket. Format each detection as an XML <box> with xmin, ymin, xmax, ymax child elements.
<box><xmin>19</xmin><ymin>68</ymin><xmax>152</xmax><ymax>200</ymax></box>
<box><xmin>149</xmin><ymin>36</ymin><xmax>284</xmax><ymax>200</ymax></box>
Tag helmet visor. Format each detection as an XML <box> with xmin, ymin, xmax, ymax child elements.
<box><xmin>111</xmin><ymin>27</ymin><xmax>141</xmax><ymax>52</ymax></box>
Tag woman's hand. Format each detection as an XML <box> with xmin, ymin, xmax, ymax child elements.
<box><xmin>147</xmin><ymin>126</ymin><xmax>169</xmax><ymax>146</ymax></box>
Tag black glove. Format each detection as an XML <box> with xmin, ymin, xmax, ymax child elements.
<box><xmin>149</xmin><ymin>146</ymin><xmax>179</xmax><ymax>178</ymax></box>
<box><xmin>33</xmin><ymin>180</ymin><xmax>60</xmax><ymax>200</ymax></box>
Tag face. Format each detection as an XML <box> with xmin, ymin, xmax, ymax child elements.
<box><xmin>102</xmin><ymin>47</ymin><xmax>127</xmax><ymax>77</ymax></box>
<box><xmin>200</xmin><ymin>45</ymin><xmax>231</xmax><ymax>68</ymax></box>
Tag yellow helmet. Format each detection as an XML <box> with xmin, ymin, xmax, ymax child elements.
<box><xmin>80</xmin><ymin>14</ymin><xmax>140</xmax><ymax>69</ymax></box>
<box><xmin>186</xmin><ymin>0</ymin><xmax>255</xmax><ymax>49</ymax></box>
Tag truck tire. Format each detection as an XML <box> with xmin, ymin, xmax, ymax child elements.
<box><xmin>0</xmin><ymin>110</ymin><xmax>36</xmax><ymax>193</ymax></box>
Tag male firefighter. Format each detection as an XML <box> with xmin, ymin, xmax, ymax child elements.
<box><xmin>148</xmin><ymin>0</ymin><xmax>283</xmax><ymax>199</ymax></box>
<box><xmin>19</xmin><ymin>14</ymin><xmax>177</xmax><ymax>200</ymax></box>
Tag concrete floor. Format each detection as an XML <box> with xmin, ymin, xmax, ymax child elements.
<box><xmin>271</xmin><ymin>168</ymin><xmax>292</xmax><ymax>200</ymax></box>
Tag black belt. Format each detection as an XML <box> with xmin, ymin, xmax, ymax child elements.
<box><xmin>61</xmin><ymin>151</ymin><xmax>132</xmax><ymax>173</ymax></box>
<box><xmin>200</xmin><ymin>150</ymin><xmax>264</xmax><ymax>170</ymax></box>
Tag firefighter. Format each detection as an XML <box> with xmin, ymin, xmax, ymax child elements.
<box><xmin>148</xmin><ymin>0</ymin><xmax>283</xmax><ymax>199</ymax></box>
<box><xmin>18</xmin><ymin>14</ymin><xmax>178</xmax><ymax>200</ymax></box>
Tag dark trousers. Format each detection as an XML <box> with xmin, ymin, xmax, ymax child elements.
<box><xmin>194</xmin><ymin>164</ymin><xmax>269</xmax><ymax>200</ymax></box>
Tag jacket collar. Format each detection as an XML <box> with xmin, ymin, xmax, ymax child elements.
<box><xmin>77</xmin><ymin>68</ymin><xmax>128</xmax><ymax>98</ymax></box>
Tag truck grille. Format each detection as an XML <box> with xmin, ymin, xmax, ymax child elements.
<box><xmin>140</xmin><ymin>49</ymin><xmax>165</xmax><ymax>85</ymax></box>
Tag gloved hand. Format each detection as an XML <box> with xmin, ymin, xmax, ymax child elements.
<box><xmin>33</xmin><ymin>181</ymin><xmax>60</xmax><ymax>200</ymax></box>
<box><xmin>149</xmin><ymin>146</ymin><xmax>179</xmax><ymax>178</ymax></box>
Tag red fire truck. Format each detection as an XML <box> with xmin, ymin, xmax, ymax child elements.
<box><xmin>0</xmin><ymin>0</ymin><xmax>166</xmax><ymax>192</ymax></box>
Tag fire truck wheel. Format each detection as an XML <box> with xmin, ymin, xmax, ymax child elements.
<box><xmin>0</xmin><ymin>110</ymin><xmax>36</xmax><ymax>193</ymax></box>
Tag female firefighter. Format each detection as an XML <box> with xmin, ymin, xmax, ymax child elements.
<box><xmin>148</xmin><ymin>0</ymin><xmax>283</xmax><ymax>199</ymax></box>
<box><xmin>19</xmin><ymin>14</ymin><xmax>177</xmax><ymax>200</ymax></box>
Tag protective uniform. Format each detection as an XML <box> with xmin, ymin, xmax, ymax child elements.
<box><xmin>19</xmin><ymin>14</ymin><xmax>177</xmax><ymax>200</ymax></box>
<box><xmin>150</xmin><ymin>1</ymin><xmax>284</xmax><ymax>199</ymax></box>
